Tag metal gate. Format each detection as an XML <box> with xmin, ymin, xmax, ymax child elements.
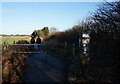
<box><xmin>8</xmin><ymin>43</ymin><xmax>48</xmax><ymax>60</ymax></box>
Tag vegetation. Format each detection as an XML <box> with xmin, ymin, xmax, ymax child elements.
<box><xmin>1</xmin><ymin>1</ymin><xmax>120</xmax><ymax>83</ymax></box>
<box><xmin>49</xmin><ymin>27</ymin><xmax>58</xmax><ymax>35</ymax></box>
<box><xmin>2</xmin><ymin>40</ymin><xmax>30</xmax><ymax>83</ymax></box>
<box><xmin>31</xmin><ymin>27</ymin><xmax>49</xmax><ymax>38</ymax></box>
<box><xmin>44</xmin><ymin>1</ymin><xmax>120</xmax><ymax>83</ymax></box>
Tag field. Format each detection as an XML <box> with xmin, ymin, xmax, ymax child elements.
<box><xmin>0</xmin><ymin>36</ymin><xmax>30</xmax><ymax>46</ymax></box>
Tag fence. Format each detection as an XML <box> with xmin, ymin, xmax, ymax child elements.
<box><xmin>2</xmin><ymin>42</ymin><xmax>48</xmax><ymax>61</ymax></box>
<box><xmin>2</xmin><ymin>43</ymin><xmax>48</xmax><ymax>83</ymax></box>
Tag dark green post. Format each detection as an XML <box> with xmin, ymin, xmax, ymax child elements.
<box><xmin>72</xmin><ymin>43</ymin><xmax>75</xmax><ymax>56</ymax></box>
<box><xmin>13</xmin><ymin>41</ymin><xmax>16</xmax><ymax>44</ymax></box>
<box><xmin>45</xmin><ymin>44</ymin><xmax>48</xmax><ymax>61</ymax></box>
<box><xmin>65</xmin><ymin>42</ymin><xmax>67</xmax><ymax>57</ymax></box>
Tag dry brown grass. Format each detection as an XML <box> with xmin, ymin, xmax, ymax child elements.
<box><xmin>2</xmin><ymin>40</ymin><xmax>30</xmax><ymax>83</ymax></box>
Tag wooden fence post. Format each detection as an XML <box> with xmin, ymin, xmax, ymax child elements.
<box><xmin>65</xmin><ymin>42</ymin><xmax>67</xmax><ymax>57</ymax></box>
<box><xmin>72</xmin><ymin>43</ymin><xmax>75</xmax><ymax>56</ymax></box>
<box><xmin>2</xmin><ymin>42</ymin><xmax>7</xmax><ymax>51</ymax></box>
<box><xmin>13</xmin><ymin>41</ymin><xmax>16</xmax><ymax>44</ymax></box>
<box><xmin>45</xmin><ymin>44</ymin><xmax>48</xmax><ymax>61</ymax></box>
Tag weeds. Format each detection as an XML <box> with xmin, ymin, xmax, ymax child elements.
<box><xmin>2</xmin><ymin>40</ymin><xmax>30</xmax><ymax>83</ymax></box>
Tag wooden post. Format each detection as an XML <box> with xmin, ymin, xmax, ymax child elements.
<box><xmin>13</xmin><ymin>41</ymin><xmax>16</xmax><ymax>44</ymax></box>
<box><xmin>6</xmin><ymin>42</ymin><xmax>8</xmax><ymax>51</ymax></box>
<box><xmin>72</xmin><ymin>43</ymin><xmax>75</xmax><ymax>56</ymax></box>
<box><xmin>65</xmin><ymin>42</ymin><xmax>67</xmax><ymax>57</ymax></box>
<box><xmin>80</xmin><ymin>32</ymin><xmax>91</xmax><ymax>79</ymax></box>
<box><xmin>3</xmin><ymin>42</ymin><xmax>6</xmax><ymax>50</ymax></box>
<box><xmin>45</xmin><ymin>44</ymin><xmax>48</xmax><ymax>61</ymax></box>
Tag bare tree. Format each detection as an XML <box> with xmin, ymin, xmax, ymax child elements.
<box><xmin>92</xmin><ymin>1</ymin><xmax>120</xmax><ymax>31</ymax></box>
<box><xmin>49</xmin><ymin>27</ymin><xmax>58</xmax><ymax>34</ymax></box>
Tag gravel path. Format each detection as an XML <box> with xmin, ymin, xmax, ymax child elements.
<box><xmin>22</xmin><ymin>49</ymin><xmax>68</xmax><ymax>83</ymax></box>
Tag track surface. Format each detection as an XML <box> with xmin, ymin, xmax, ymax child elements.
<box><xmin>22</xmin><ymin>49</ymin><xmax>68</xmax><ymax>83</ymax></box>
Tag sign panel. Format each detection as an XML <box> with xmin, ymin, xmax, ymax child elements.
<box><xmin>83</xmin><ymin>46</ymin><xmax>87</xmax><ymax>49</ymax></box>
<box><xmin>83</xmin><ymin>44</ymin><xmax>86</xmax><ymax>46</ymax></box>
<box><xmin>83</xmin><ymin>46</ymin><xmax>87</xmax><ymax>51</ymax></box>
<box><xmin>82</xmin><ymin>33</ymin><xmax>89</xmax><ymax>38</ymax></box>
<box><xmin>83</xmin><ymin>51</ymin><xmax>87</xmax><ymax>54</ymax></box>
<box><xmin>82</xmin><ymin>39</ymin><xmax>90</xmax><ymax>44</ymax></box>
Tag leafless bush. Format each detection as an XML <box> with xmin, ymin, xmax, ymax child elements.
<box><xmin>2</xmin><ymin>40</ymin><xmax>30</xmax><ymax>83</ymax></box>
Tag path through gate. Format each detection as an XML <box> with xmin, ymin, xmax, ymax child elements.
<box><xmin>7</xmin><ymin>43</ymin><xmax>68</xmax><ymax>82</ymax></box>
<box><xmin>8</xmin><ymin>43</ymin><xmax>48</xmax><ymax>62</ymax></box>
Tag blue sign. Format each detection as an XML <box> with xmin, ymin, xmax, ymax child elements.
<box><xmin>83</xmin><ymin>51</ymin><xmax>87</xmax><ymax>54</ymax></box>
<box><xmin>83</xmin><ymin>46</ymin><xmax>87</xmax><ymax>50</ymax></box>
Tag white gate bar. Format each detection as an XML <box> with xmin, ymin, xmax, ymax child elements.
<box><xmin>10</xmin><ymin>52</ymin><xmax>46</xmax><ymax>54</ymax></box>
<box><xmin>9</xmin><ymin>44</ymin><xmax>47</xmax><ymax>46</ymax></box>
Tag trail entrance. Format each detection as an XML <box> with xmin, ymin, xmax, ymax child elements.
<box><xmin>9</xmin><ymin>44</ymin><xmax>68</xmax><ymax>83</ymax></box>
